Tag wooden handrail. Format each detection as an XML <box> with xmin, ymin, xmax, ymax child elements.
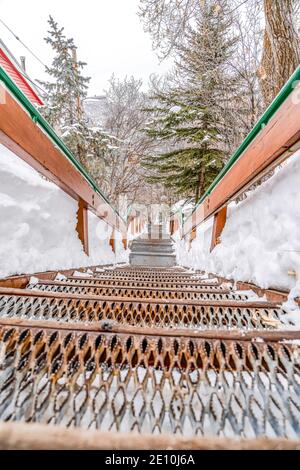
<box><xmin>0</xmin><ymin>67</ymin><xmax>127</xmax><ymax>253</ymax></box>
<box><xmin>1</xmin><ymin>421</ymin><xmax>299</xmax><ymax>450</ymax></box>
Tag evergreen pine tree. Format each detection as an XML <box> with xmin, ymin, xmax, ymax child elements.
<box><xmin>39</xmin><ymin>16</ymin><xmax>113</xmax><ymax>172</ymax></box>
<box><xmin>142</xmin><ymin>0</ymin><xmax>238</xmax><ymax>202</ymax></box>
<box><xmin>39</xmin><ymin>17</ymin><xmax>89</xmax><ymax>125</ymax></box>
<box><xmin>143</xmin><ymin>90</ymin><xmax>224</xmax><ymax>202</ymax></box>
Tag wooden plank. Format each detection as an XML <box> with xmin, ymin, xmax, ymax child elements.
<box><xmin>76</xmin><ymin>198</ymin><xmax>89</xmax><ymax>255</ymax></box>
<box><xmin>236</xmin><ymin>281</ymin><xmax>289</xmax><ymax>303</ymax></box>
<box><xmin>210</xmin><ymin>207</ymin><xmax>227</xmax><ymax>251</ymax></box>
<box><xmin>0</xmin><ymin>87</ymin><xmax>126</xmax><ymax>234</ymax></box>
<box><xmin>183</xmin><ymin>88</ymin><xmax>300</xmax><ymax>236</ymax></box>
<box><xmin>1</xmin><ymin>421</ymin><xmax>300</xmax><ymax>450</ymax></box>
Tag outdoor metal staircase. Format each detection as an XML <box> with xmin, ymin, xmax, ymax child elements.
<box><xmin>0</xmin><ymin>265</ymin><xmax>299</xmax><ymax>441</ymax></box>
<box><xmin>1</xmin><ymin>54</ymin><xmax>300</xmax><ymax>449</ymax></box>
<box><xmin>129</xmin><ymin>224</ymin><xmax>176</xmax><ymax>267</ymax></box>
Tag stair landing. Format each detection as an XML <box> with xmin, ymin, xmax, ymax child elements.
<box><xmin>129</xmin><ymin>224</ymin><xmax>176</xmax><ymax>267</ymax></box>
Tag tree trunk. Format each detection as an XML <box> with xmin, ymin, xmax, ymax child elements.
<box><xmin>258</xmin><ymin>0</ymin><xmax>300</xmax><ymax>106</ymax></box>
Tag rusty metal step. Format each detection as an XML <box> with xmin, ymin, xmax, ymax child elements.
<box><xmin>68</xmin><ymin>276</ymin><xmax>224</xmax><ymax>289</ymax></box>
<box><xmin>0</xmin><ymin>324</ymin><xmax>299</xmax><ymax>438</ymax></box>
<box><xmin>90</xmin><ymin>271</ymin><xmax>209</xmax><ymax>280</ymax></box>
<box><xmin>27</xmin><ymin>280</ymin><xmax>245</xmax><ymax>301</ymax></box>
<box><xmin>0</xmin><ymin>288</ymin><xmax>288</xmax><ymax>329</ymax></box>
<box><xmin>0</xmin><ymin>265</ymin><xmax>299</xmax><ymax>443</ymax></box>
<box><xmin>112</xmin><ymin>267</ymin><xmax>203</xmax><ymax>272</ymax></box>
<box><xmin>91</xmin><ymin>267</ymin><xmax>205</xmax><ymax>276</ymax></box>
<box><xmin>111</xmin><ymin>266</ymin><xmax>192</xmax><ymax>273</ymax></box>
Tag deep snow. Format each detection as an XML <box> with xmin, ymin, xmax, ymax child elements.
<box><xmin>174</xmin><ymin>149</ymin><xmax>300</xmax><ymax>314</ymax></box>
<box><xmin>0</xmin><ymin>144</ymin><xmax>128</xmax><ymax>278</ymax></box>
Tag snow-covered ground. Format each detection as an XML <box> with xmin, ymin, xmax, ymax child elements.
<box><xmin>0</xmin><ymin>144</ymin><xmax>128</xmax><ymax>278</ymax></box>
<box><xmin>174</xmin><ymin>149</ymin><xmax>300</xmax><ymax>312</ymax></box>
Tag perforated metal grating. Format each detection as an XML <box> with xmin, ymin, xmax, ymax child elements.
<box><xmin>86</xmin><ymin>272</ymin><xmax>221</xmax><ymax>283</ymax></box>
<box><xmin>0</xmin><ymin>292</ymin><xmax>286</xmax><ymax>329</ymax></box>
<box><xmin>0</xmin><ymin>325</ymin><xmax>299</xmax><ymax>438</ymax></box>
<box><xmin>0</xmin><ymin>266</ymin><xmax>299</xmax><ymax>441</ymax></box>
<box><xmin>28</xmin><ymin>282</ymin><xmax>246</xmax><ymax>301</ymax></box>
<box><xmin>68</xmin><ymin>276</ymin><xmax>222</xmax><ymax>289</ymax></box>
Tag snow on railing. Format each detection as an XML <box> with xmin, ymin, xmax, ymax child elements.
<box><xmin>0</xmin><ymin>65</ymin><xmax>127</xmax><ymax>255</ymax></box>
<box><xmin>182</xmin><ymin>66</ymin><xmax>300</xmax><ymax>250</ymax></box>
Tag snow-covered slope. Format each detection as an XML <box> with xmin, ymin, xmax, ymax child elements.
<box><xmin>174</xmin><ymin>149</ymin><xmax>300</xmax><ymax>298</ymax></box>
<box><xmin>0</xmin><ymin>144</ymin><xmax>128</xmax><ymax>278</ymax></box>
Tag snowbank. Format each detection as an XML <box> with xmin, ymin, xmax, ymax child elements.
<box><xmin>174</xmin><ymin>149</ymin><xmax>300</xmax><ymax>298</ymax></box>
<box><xmin>0</xmin><ymin>144</ymin><xmax>128</xmax><ymax>278</ymax></box>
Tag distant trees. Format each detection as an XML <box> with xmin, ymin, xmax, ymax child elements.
<box><xmin>39</xmin><ymin>2</ymin><xmax>300</xmax><ymax>208</ymax></box>
<box><xmin>230</xmin><ymin>1</ymin><xmax>264</xmax><ymax>137</ymax></box>
<box><xmin>100</xmin><ymin>75</ymin><xmax>177</xmax><ymax>207</ymax></box>
<box><xmin>139</xmin><ymin>0</ymin><xmax>300</xmax><ymax>107</ymax></box>
<box><xmin>40</xmin><ymin>17</ymin><xmax>163</xmax><ymax>208</ymax></box>
<box><xmin>139</xmin><ymin>0</ymin><xmax>300</xmax><ymax>203</ymax></box>
<box><xmin>138</xmin><ymin>0</ymin><xmax>199</xmax><ymax>59</ymax></box>
<box><xmin>40</xmin><ymin>16</ymin><xmax>114</xmax><ymax>175</ymax></box>
<box><xmin>97</xmin><ymin>75</ymin><xmax>154</xmax><ymax>205</ymax></box>
<box><xmin>39</xmin><ymin>16</ymin><xmax>90</xmax><ymax>130</ymax></box>
<box><xmin>141</xmin><ymin>0</ymin><xmax>239</xmax><ymax>201</ymax></box>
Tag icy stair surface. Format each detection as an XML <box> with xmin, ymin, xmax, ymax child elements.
<box><xmin>0</xmin><ymin>265</ymin><xmax>299</xmax><ymax>441</ymax></box>
<box><xmin>129</xmin><ymin>224</ymin><xmax>176</xmax><ymax>267</ymax></box>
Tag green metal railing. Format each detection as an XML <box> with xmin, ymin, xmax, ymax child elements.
<box><xmin>0</xmin><ymin>65</ymin><xmax>125</xmax><ymax>224</ymax></box>
<box><xmin>184</xmin><ymin>65</ymin><xmax>300</xmax><ymax>227</ymax></box>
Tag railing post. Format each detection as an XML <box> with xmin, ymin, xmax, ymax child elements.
<box><xmin>128</xmin><ymin>218</ymin><xmax>133</xmax><ymax>236</ymax></box>
<box><xmin>76</xmin><ymin>198</ymin><xmax>89</xmax><ymax>255</ymax></box>
<box><xmin>210</xmin><ymin>206</ymin><xmax>227</xmax><ymax>251</ymax></box>
<box><xmin>109</xmin><ymin>228</ymin><xmax>116</xmax><ymax>253</ymax></box>
<box><xmin>122</xmin><ymin>232</ymin><xmax>127</xmax><ymax>250</ymax></box>
<box><xmin>189</xmin><ymin>227</ymin><xmax>197</xmax><ymax>250</ymax></box>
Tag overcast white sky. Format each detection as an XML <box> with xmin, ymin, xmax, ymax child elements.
<box><xmin>0</xmin><ymin>0</ymin><xmax>171</xmax><ymax>95</ymax></box>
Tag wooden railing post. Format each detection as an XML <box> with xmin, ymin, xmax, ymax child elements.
<box><xmin>76</xmin><ymin>198</ymin><xmax>89</xmax><ymax>255</ymax></box>
<box><xmin>109</xmin><ymin>228</ymin><xmax>116</xmax><ymax>253</ymax></box>
<box><xmin>122</xmin><ymin>233</ymin><xmax>127</xmax><ymax>250</ymax></box>
<box><xmin>130</xmin><ymin>218</ymin><xmax>135</xmax><ymax>236</ymax></box>
<box><xmin>189</xmin><ymin>227</ymin><xmax>197</xmax><ymax>250</ymax></box>
<box><xmin>210</xmin><ymin>206</ymin><xmax>227</xmax><ymax>252</ymax></box>
<box><xmin>170</xmin><ymin>219</ymin><xmax>174</xmax><ymax>235</ymax></box>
